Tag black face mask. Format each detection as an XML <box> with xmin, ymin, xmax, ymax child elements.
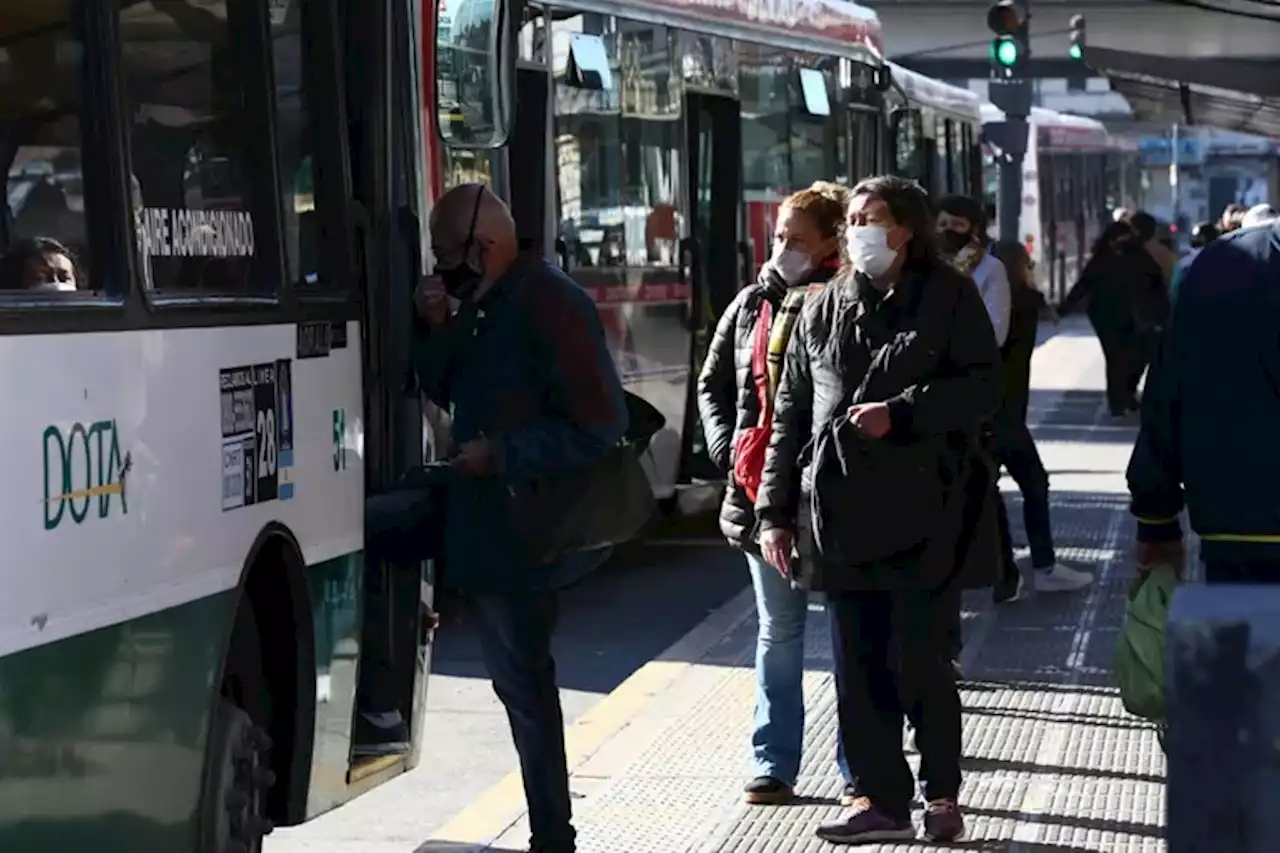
<box><xmin>941</xmin><ymin>229</ymin><xmax>971</xmax><ymax>254</ymax></box>
<box><xmin>437</xmin><ymin>188</ymin><xmax>486</xmax><ymax>300</ymax></box>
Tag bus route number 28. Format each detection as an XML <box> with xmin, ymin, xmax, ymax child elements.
<box><xmin>219</xmin><ymin>359</ymin><xmax>295</xmax><ymax>512</ymax></box>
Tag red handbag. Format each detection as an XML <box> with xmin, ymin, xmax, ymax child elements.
<box><xmin>732</xmin><ymin>300</ymin><xmax>773</xmax><ymax>502</ymax></box>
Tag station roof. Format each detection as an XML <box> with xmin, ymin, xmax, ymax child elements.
<box><xmin>1084</xmin><ymin>1</ymin><xmax>1280</xmax><ymax>136</ymax></box>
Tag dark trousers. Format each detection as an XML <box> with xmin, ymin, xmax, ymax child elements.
<box><xmin>828</xmin><ymin>586</ymin><xmax>963</xmax><ymax>819</ymax></box>
<box><xmin>1097</xmin><ymin>327</ymin><xmax>1137</xmax><ymax>414</ymax></box>
<box><xmin>1204</xmin><ymin>560</ymin><xmax>1280</xmax><ymax>584</ymax></box>
<box><xmin>995</xmin><ymin>419</ymin><xmax>1056</xmax><ymax>569</ymax></box>
<box><xmin>471</xmin><ymin>592</ymin><xmax>574</xmax><ymax>852</ymax></box>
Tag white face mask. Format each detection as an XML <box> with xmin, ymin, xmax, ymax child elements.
<box><xmin>770</xmin><ymin>247</ymin><xmax>812</xmax><ymax>285</ymax></box>
<box><xmin>846</xmin><ymin>225</ymin><xmax>898</xmax><ymax>279</ymax></box>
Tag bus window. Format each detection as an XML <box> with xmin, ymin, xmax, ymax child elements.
<box><xmin>849</xmin><ymin>109</ymin><xmax>878</xmax><ymax>183</ymax></box>
<box><xmin>271</xmin><ymin>0</ymin><xmax>321</xmax><ymax>288</ymax></box>
<box><xmin>619</xmin><ymin>25</ymin><xmax>680</xmax><ymax>268</ymax></box>
<box><xmin>791</xmin><ymin>66</ymin><xmax>840</xmax><ymax>188</ymax></box>
<box><xmin>120</xmin><ymin>1</ymin><xmax>264</xmax><ymax>294</ymax></box>
<box><xmin>741</xmin><ymin>45</ymin><xmax>789</xmax><ymax>198</ymax></box>
<box><xmin>892</xmin><ymin>109</ymin><xmax>921</xmax><ymax>182</ymax></box>
<box><xmin>436</xmin><ymin>0</ymin><xmax>510</xmax><ymax>147</ymax></box>
<box><xmin>0</xmin><ymin>2</ymin><xmax>92</xmax><ymax>295</ymax></box>
<box><xmin>553</xmin><ymin>15</ymin><xmax>622</xmax><ymax>269</ymax></box>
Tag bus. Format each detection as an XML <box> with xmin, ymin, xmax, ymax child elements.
<box><xmin>885</xmin><ymin>62</ymin><xmax>984</xmax><ymax>202</ymax></box>
<box><xmin>427</xmin><ymin>0</ymin><xmax>1007</xmax><ymax>507</ymax></box>
<box><xmin>982</xmin><ymin>103</ymin><xmax>1142</xmax><ymax>300</ymax></box>
<box><xmin>0</xmin><ymin>0</ymin><xmax>450</xmax><ymax>850</ymax></box>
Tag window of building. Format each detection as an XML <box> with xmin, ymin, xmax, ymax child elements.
<box><xmin>0</xmin><ymin>2</ymin><xmax>93</xmax><ymax>296</ymax></box>
<box><xmin>619</xmin><ymin>25</ymin><xmax>680</xmax><ymax>268</ymax></box>
<box><xmin>121</xmin><ymin>0</ymin><xmax>264</xmax><ymax>294</ymax></box>
<box><xmin>553</xmin><ymin>15</ymin><xmax>623</xmax><ymax>269</ymax></box>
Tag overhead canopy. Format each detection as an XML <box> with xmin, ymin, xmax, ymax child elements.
<box><xmin>1085</xmin><ymin>44</ymin><xmax>1280</xmax><ymax>137</ymax></box>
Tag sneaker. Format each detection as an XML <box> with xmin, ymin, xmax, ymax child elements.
<box><xmin>923</xmin><ymin>798</ymin><xmax>965</xmax><ymax>841</ymax></box>
<box><xmin>815</xmin><ymin>798</ymin><xmax>915</xmax><ymax>844</ymax></box>
<box><xmin>352</xmin><ymin>710</ymin><xmax>409</xmax><ymax>757</ymax></box>
<box><xmin>839</xmin><ymin>783</ymin><xmax>859</xmax><ymax>806</ymax></box>
<box><xmin>743</xmin><ymin>775</ymin><xmax>793</xmax><ymax>805</ymax></box>
<box><xmin>1032</xmin><ymin>563</ymin><xmax>1094</xmax><ymax>593</ymax></box>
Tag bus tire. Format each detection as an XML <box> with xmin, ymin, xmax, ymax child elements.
<box><xmin>201</xmin><ymin>602</ymin><xmax>276</xmax><ymax>853</ymax></box>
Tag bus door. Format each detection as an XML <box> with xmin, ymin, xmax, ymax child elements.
<box><xmin>678</xmin><ymin>91</ymin><xmax>741</xmax><ymax>483</ymax></box>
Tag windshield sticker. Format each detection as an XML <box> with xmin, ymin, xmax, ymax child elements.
<box><xmin>137</xmin><ymin>207</ymin><xmax>255</xmax><ymax>258</ymax></box>
<box><xmin>220</xmin><ymin>359</ymin><xmax>295</xmax><ymax>511</ymax></box>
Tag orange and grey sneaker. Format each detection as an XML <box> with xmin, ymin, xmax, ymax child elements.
<box><xmin>924</xmin><ymin>798</ymin><xmax>965</xmax><ymax>841</ymax></box>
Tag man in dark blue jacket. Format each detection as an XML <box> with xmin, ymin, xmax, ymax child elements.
<box><xmin>414</xmin><ymin>184</ymin><xmax>627</xmax><ymax>853</ymax></box>
<box><xmin>1127</xmin><ymin>218</ymin><xmax>1280</xmax><ymax>582</ymax></box>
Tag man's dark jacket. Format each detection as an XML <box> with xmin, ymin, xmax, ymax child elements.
<box><xmin>412</xmin><ymin>256</ymin><xmax>628</xmax><ymax>594</ymax></box>
<box><xmin>1127</xmin><ymin>220</ymin><xmax>1280</xmax><ymax>565</ymax></box>
<box><xmin>755</xmin><ymin>261</ymin><xmax>1004</xmax><ymax>592</ymax></box>
<box><xmin>695</xmin><ymin>262</ymin><xmax>838</xmax><ymax>550</ymax></box>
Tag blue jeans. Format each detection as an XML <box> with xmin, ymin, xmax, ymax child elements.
<box><xmin>471</xmin><ymin>592</ymin><xmax>575</xmax><ymax>852</ymax></box>
<box><xmin>746</xmin><ymin>552</ymin><xmax>853</xmax><ymax>787</ymax></box>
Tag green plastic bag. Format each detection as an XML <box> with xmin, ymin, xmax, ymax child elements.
<box><xmin>1113</xmin><ymin>564</ymin><xmax>1180</xmax><ymax>723</ymax></box>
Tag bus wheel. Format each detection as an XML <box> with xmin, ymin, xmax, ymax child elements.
<box><xmin>204</xmin><ymin>698</ymin><xmax>276</xmax><ymax>853</ymax></box>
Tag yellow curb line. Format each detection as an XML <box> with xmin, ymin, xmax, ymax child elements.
<box><xmin>423</xmin><ymin>584</ymin><xmax>757</xmax><ymax>849</ymax></box>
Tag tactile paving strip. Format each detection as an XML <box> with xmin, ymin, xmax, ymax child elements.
<box><xmin>492</xmin><ymin>362</ymin><xmax>1170</xmax><ymax>852</ymax></box>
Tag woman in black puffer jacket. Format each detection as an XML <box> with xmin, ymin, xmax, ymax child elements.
<box><xmin>695</xmin><ymin>182</ymin><xmax>846</xmax><ymax>807</ymax></box>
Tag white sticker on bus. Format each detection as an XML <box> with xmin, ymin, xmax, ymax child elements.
<box><xmin>136</xmin><ymin>207</ymin><xmax>256</xmax><ymax>258</ymax></box>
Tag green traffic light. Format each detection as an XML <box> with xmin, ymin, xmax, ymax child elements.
<box><xmin>994</xmin><ymin>37</ymin><xmax>1020</xmax><ymax>66</ymax></box>
<box><xmin>1069</xmin><ymin>43</ymin><xmax>1083</xmax><ymax>60</ymax></box>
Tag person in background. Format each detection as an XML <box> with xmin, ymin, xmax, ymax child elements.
<box><xmin>1130</xmin><ymin>212</ymin><xmax>1177</xmax><ymax>287</ymax></box>
<box><xmin>0</xmin><ymin>236</ymin><xmax>78</xmax><ymax>292</ymax></box>
<box><xmin>1218</xmin><ymin>202</ymin><xmax>1247</xmax><ymax>234</ymax></box>
<box><xmin>1059</xmin><ymin>222</ymin><xmax>1164</xmax><ymax>417</ymax></box>
<box><xmin>1169</xmin><ymin>221</ymin><xmax>1218</xmax><ymax>302</ymax></box>
<box><xmin>1128</xmin><ymin>216</ymin><xmax>1280</xmax><ymax>585</ymax></box>
<box><xmin>413</xmin><ymin>183</ymin><xmax>627</xmax><ymax>853</ymax></box>
<box><xmin>936</xmin><ymin>194</ymin><xmax>1011</xmax><ymax>673</ymax></box>
<box><xmin>757</xmin><ymin>176</ymin><xmax>1002</xmax><ymax>844</ymax></box>
<box><xmin>938</xmin><ymin>194</ymin><xmax>1011</xmax><ymax>348</ymax></box>
<box><xmin>697</xmin><ymin>181</ymin><xmax>854</xmax><ymax>807</ymax></box>
<box><xmin>1241</xmin><ymin>203</ymin><xmax>1277</xmax><ymax>228</ymax></box>
<box><xmin>988</xmin><ymin>240</ymin><xmax>1093</xmax><ymax>596</ymax></box>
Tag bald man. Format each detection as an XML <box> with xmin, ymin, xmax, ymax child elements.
<box><xmin>413</xmin><ymin>184</ymin><xmax>627</xmax><ymax>853</ymax></box>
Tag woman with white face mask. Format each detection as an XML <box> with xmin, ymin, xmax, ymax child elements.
<box><xmin>696</xmin><ymin>182</ymin><xmax>853</xmax><ymax>808</ymax></box>
<box><xmin>756</xmin><ymin>175</ymin><xmax>1005</xmax><ymax>845</ymax></box>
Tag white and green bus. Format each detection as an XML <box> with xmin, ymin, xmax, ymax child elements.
<box><xmin>0</xmin><ymin>0</ymin><xmax>508</xmax><ymax>851</ymax></box>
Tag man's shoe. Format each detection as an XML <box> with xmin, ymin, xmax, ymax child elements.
<box><xmin>743</xmin><ymin>775</ymin><xmax>793</xmax><ymax>804</ymax></box>
<box><xmin>1032</xmin><ymin>563</ymin><xmax>1094</xmax><ymax>593</ymax></box>
<box><xmin>923</xmin><ymin>798</ymin><xmax>965</xmax><ymax>841</ymax></box>
<box><xmin>815</xmin><ymin>798</ymin><xmax>915</xmax><ymax>844</ymax></box>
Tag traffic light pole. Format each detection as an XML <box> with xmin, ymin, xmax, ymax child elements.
<box><xmin>998</xmin><ymin>138</ymin><xmax>1024</xmax><ymax>248</ymax></box>
<box><xmin>986</xmin><ymin>0</ymin><xmax>1033</xmax><ymax>251</ymax></box>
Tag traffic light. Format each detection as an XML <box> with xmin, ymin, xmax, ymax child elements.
<box><xmin>1068</xmin><ymin>14</ymin><xmax>1086</xmax><ymax>61</ymax></box>
<box><xmin>987</xmin><ymin>1</ymin><xmax>1029</xmax><ymax>78</ymax></box>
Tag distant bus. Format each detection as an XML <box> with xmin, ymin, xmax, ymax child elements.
<box><xmin>982</xmin><ymin>103</ymin><xmax>1142</xmax><ymax>300</ymax></box>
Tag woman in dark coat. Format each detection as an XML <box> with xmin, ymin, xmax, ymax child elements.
<box><xmin>756</xmin><ymin>175</ymin><xmax>1003</xmax><ymax>844</ymax></box>
<box><xmin>1059</xmin><ymin>221</ymin><xmax>1166</xmax><ymax>415</ymax></box>
<box><xmin>695</xmin><ymin>182</ymin><xmax>848</xmax><ymax>806</ymax></box>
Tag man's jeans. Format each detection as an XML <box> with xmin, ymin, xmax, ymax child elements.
<box><xmin>745</xmin><ymin>552</ymin><xmax>852</xmax><ymax>786</ymax></box>
<box><xmin>471</xmin><ymin>592</ymin><xmax>575</xmax><ymax>852</ymax></box>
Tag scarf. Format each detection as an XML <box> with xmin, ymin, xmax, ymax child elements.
<box><xmin>760</xmin><ymin>257</ymin><xmax>838</xmax><ymax>399</ymax></box>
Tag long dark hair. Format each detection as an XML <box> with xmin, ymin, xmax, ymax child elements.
<box><xmin>1089</xmin><ymin>221</ymin><xmax>1135</xmax><ymax>260</ymax></box>
<box><xmin>849</xmin><ymin>175</ymin><xmax>941</xmax><ymax>275</ymax></box>
<box><xmin>990</xmin><ymin>240</ymin><xmax>1032</xmax><ymax>291</ymax></box>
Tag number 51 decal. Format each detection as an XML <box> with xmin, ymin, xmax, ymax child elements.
<box><xmin>333</xmin><ymin>408</ymin><xmax>347</xmax><ymax>471</ymax></box>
